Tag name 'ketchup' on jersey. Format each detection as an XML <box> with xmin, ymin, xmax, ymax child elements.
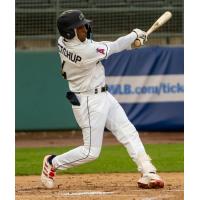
<box><xmin>58</xmin><ymin>36</ymin><xmax>109</xmax><ymax>93</ymax></box>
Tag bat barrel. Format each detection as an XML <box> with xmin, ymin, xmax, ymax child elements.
<box><xmin>146</xmin><ymin>11</ymin><xmax>172</xmax><ymax>37</ymax></box>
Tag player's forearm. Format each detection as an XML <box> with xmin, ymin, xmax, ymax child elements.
<box><xmin>106</xmin><ymin>32</ymin><xmax>137</xmax><ymax>57</ymax></box>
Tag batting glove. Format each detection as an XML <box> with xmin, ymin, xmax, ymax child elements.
<box><xmin>133</xmin><ymin>28</ymin><xmax>147</xmax><ymax>41</ymax></box>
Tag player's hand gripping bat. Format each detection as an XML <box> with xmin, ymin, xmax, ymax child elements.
<box><xmin>133</xmin><ymin>11</ymin><xmax>172</xmax><ymax>48</ymax></box>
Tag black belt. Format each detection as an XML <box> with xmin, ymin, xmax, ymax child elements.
<box><xmin>70</xmin><ymin>85</ymin><xmax>108</xmax><ymax>95</ymax></box>
<box><xmin>94</xmin><ymin>85</ymin><xmax>108</xmax><ymax>94</ymax></box>
<box><xmin>66</xmin><ymin>85</ymin><xmax>108</xmax><ymax>106</ymax></box>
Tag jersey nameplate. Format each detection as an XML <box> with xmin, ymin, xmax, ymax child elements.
<box><xmin>58</xmin><ymin>43</ymin><xmax>82</xmax><ymax>63</ymax></box>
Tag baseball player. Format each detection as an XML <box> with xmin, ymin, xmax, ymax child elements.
<box><xmin>41</xmin><ymin>10</ymin><xmax>164</xmax><ymax>189</ymax></box>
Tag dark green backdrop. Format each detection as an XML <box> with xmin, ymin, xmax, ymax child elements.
<box><xmin>16</xmin><ymin>50</ymin><xmax>78</xmax><ymax>131</ymax></box>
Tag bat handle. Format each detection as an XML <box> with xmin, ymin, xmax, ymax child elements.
<box><xmin>133</xmin><ymin>28</ymin><xmax>152</xmax><ymax>48</ymax></box>
<box><xmin>146</xmin><ymin>29</ymin><xmax>153</xmax><ymax>37</ymax></box>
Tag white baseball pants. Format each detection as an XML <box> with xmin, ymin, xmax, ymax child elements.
<box><xmin>52</xmin><ymin>91</ymin><xmax>156</xmax><ymax>173</ymax></box>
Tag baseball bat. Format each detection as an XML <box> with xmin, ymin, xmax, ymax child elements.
<box><xmin>134</xmin><ymin>11</ymin><xmax>172</xmax><ymax>47</ymax></box>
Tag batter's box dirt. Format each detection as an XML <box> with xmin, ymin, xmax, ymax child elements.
<box><xmin>16</xmin><ymin>172</ymin><xmax>183</xmax><ymax>200</ymax></box>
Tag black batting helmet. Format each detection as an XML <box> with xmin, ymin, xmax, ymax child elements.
<box><xmin>57</xmin><ymin>10</ymin><xmax>92</xmax><ymax>40</ymax></box>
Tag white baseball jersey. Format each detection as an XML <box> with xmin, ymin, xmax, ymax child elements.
<box><xmin>58</xmin><ymin>32</ymin><xmax>137</xmax><ymax>92</ymax></box>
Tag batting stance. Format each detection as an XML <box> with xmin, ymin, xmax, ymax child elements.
<box><xmin>41</xmin><ymin>10</ymin><xmax>164</xmax><ymax>189</ymax></box>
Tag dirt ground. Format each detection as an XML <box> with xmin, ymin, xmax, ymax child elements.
<box><xmin>16</xmin><ymin>173</ymin><xmax>183</xmax><ymax>200</ymax></box>
<box><xmin>15</xmin><ymin>131</ymin><xmax>184</xmax><ymax>147</ymax></box>
<box><xmin>16</xmin><ymin>131</ymin><xmax>184</xmax><ymax>200</ymax></box>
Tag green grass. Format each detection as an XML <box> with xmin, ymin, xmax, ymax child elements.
<box><xmin>16</xmin><ymin>144</ymin><xmax>183</xmax><ymax>175</ymax></box>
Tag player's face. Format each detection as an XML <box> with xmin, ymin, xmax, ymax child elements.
<box><xmin>76</xmin><ymin>25</ymin><xmax>87</xmax><ymax>42</ymax></box>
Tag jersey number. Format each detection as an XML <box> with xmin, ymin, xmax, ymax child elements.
<box><xmin>61</xmin><ymin>61</ymin><xmax>67</xmax><ymax>79</ymax></box>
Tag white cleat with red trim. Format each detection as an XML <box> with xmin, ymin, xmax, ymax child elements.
<box><xmin>41</xmin><ymin>155</ymin><xmax>56</xmax><ymax>189</ymax></box>
<box><xmin>137</xmin><ymin>172</ymin><xmax>164</xmax><ymax>189</ymax></box>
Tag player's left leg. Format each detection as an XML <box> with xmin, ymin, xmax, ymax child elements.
<box><xmin>105</xmin><ymin>92</ymin><xmax>164</xmax><ymax>189</ymax></box>
<box><xmin>41</xmin><ymin>92</ymin><xmax>109</xmax><ymax>188</ymax></box>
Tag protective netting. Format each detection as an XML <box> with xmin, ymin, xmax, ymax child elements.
<box><xmin>16</xmin><ymin>0</ymin><xmax>183</xmax><ymax>49</ymax></box>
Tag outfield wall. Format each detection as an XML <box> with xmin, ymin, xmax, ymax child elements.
<box><xmin>16</xmin><ymin>50</ymin><xmax>78</xmax><ymax>130</ymax></box>
<box><xmin>16</xmin><ymin>46</ymin><xmax>184</xmax><ymax>131</ymax></box>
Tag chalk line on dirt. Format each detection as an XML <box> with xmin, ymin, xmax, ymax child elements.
<box><xmin>61</xmin><ymin>191</ymin><xmax>114</xmax><ymax>196</ymax></box>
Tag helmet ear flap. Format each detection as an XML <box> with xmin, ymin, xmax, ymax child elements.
<box><xmin>85</xmin><ymin>24</ymin><xmax>92</xmax><ymax>39</ymax></box>
<box><xmin>65</xmin><ymin>29</ymin><xmax>75</xmax><ymax>39</ymax></box>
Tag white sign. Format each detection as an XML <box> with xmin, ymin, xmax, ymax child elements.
<box><xmin>106</xmin><ymin>75</ymin><xmax>184</xmax><ymax>103</ymax></box>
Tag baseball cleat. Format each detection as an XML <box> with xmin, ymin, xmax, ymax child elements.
<box><xmin>137</xmin><ymin>172</ymin><xmax>164</xmax><ymax>189</ymax></box>
<box><xmin>41</xmin><ymin>155</ymin><xmax>56</xmax><ymax>189</ymax></box>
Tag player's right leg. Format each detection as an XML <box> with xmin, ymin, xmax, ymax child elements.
<box><xmin>41</xmin><ymin>93</ymin><xmax>109</xmax><ymax>188</ymax></box>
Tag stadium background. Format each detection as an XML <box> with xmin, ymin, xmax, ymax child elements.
<box><xmin>16</xmin><ymin>0</ymin><xmax>184</xmax><ymax>132</ymax></box>
<box><xmin>15</xmin><ymin>1</ymin><xmax>184</xmax><ymax>199</ymax></box>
